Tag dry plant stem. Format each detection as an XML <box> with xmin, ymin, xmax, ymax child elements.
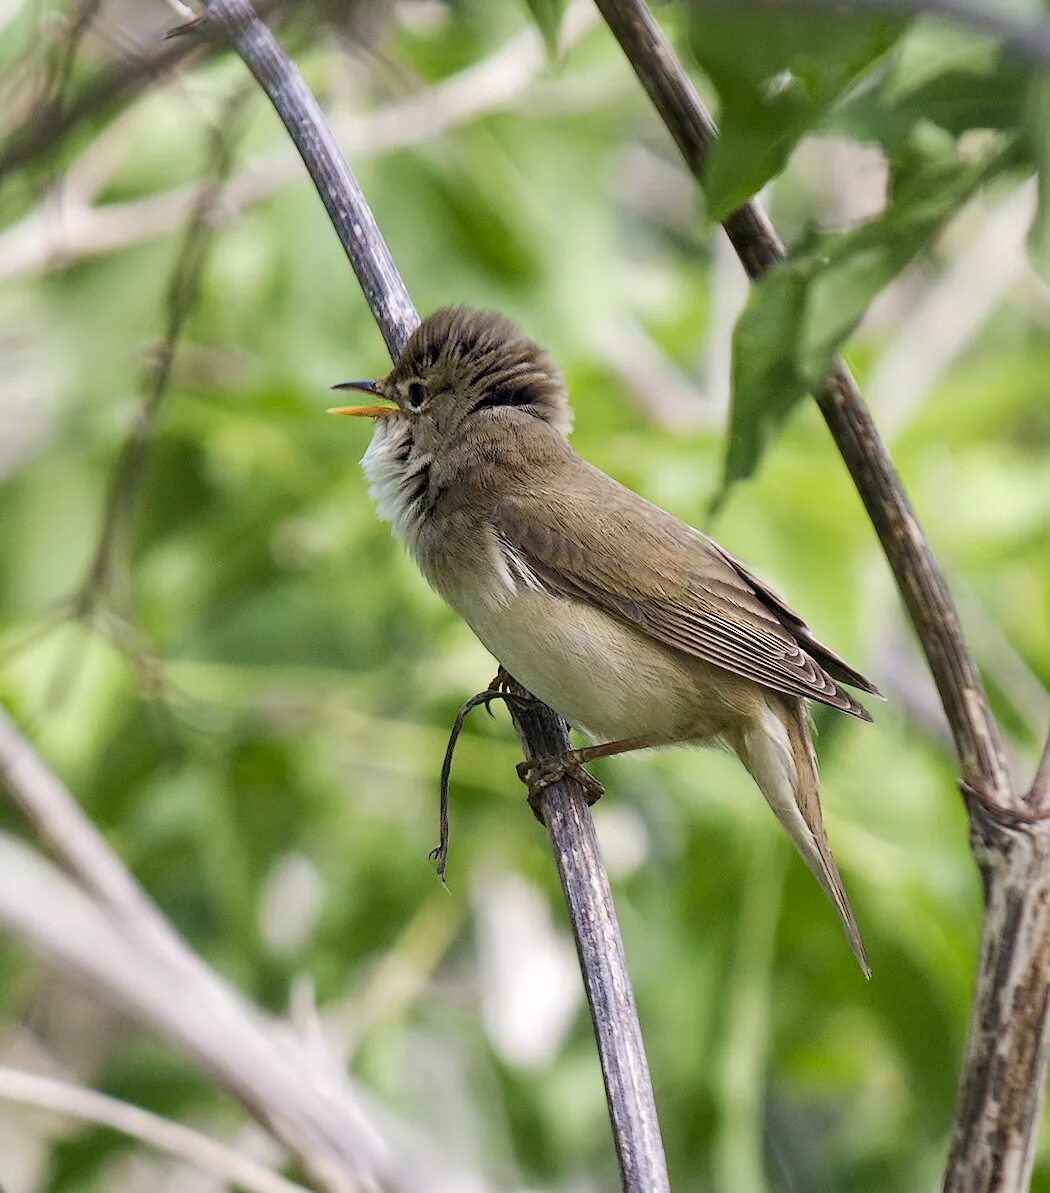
<box><xmin>944</xmin><ymin>786</ymin><xmax>1050</xmax><ymax>1190</ymax></box>
<box><xmin>0</xmin><ymin>12</ymin><xmax>599</xmax><ymax>282</ymax></box>
<box><xmin>593</xmin><ymin>2</ymin><xmax>1047</xmax><ymax>1188</ymax></box>
<box><xmin>0</xmin><ymin>1067</ymin><xmax>311</xmax><ymax>1193</ymax></box>
<box><xmin>191</xmin><ymin>2</ymin><xmax>669</xmax><ymax>1189</ymax></box>
<box><xmin>0</xmin><ymin>709</ymin><xmax>405</xmax><ymax>1193</ymax></box>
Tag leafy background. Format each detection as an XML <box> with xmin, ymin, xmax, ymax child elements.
<box><xmin>0</xmin><ymin>1</ymin><xmax>1049</xmax><ymax>1190</ymax></box>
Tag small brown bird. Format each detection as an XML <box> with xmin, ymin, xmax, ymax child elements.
<box><xmin>331</xmin><ymin>307</ymin><xmax>880</xmax><ymax>974</ymax></box>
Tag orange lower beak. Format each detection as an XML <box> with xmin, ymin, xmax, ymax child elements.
<box><xmin>328</xmin><ymin>378</ymin><xmax>397</xmax><ymax>418</ymax></box>
<box><xmin>327</xmin><ymin>404</ymin><xmax>398</xmax><ymax>418</ymax></box>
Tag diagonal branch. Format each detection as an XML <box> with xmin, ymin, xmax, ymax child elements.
<box><xmin>0</xmin><ymin>11</ymin><xmax>599</xmax><ymax>282</ymax></box>
<box><xmin>0</xmin><ymin>1068</ymin><xmax>310</xmax><ymax>1193</ymax></box>
<box><xmin>188</xmin><ymin>2</ymin><xmax>670</xmax><ymax>1189</ymax></box>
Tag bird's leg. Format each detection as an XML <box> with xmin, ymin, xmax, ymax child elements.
<box><xmin>517</xmin><ymin>736</ymin><xmax>655</xmax><ymax>819</ymax></box>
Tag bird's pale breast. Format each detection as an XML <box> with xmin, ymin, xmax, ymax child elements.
<box><xmin>446</xmin><ymin>566</ymin><xmax>759</xmax><ymax>745</ymax></box>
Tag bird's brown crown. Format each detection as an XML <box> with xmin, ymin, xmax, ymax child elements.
<box><xmin>390</xmin><ymin>307</ymin><xmax>572</xmax><ymax>435</ymax></box>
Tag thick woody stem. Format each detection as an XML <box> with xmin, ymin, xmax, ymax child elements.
<box><xmin>589</xmin><ymin>2</ymin><xmax>1045</xmax><ymax>1188</ymax></box>
<box><xmin>944</xmin><ymin>792</ymin><xmax>1050</xmax><ymax>1189</ymax></box>
<box><xmin>193</xmin><ymin>2</ymin><xmax>669</xmax><ymax>1188</ymax></box>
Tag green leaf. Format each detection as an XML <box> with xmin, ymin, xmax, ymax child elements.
<box><xmin>719</xmin><ymin>138</ymin><xmax>1015</xmax><ymax>499</ymax></box>
<box><xmin>828</xmin><ymin>52</ymin><xmax>1029</xmax><ymax>157</ymax></box>
<box><xmin>521</xmin><ymin>0</ymin><xmax>566</xmax><ymax>57</ymax></box>
<box><xmin>721</xmin><ymin>261</ymin><xmax>812</xmax><ymax>500</ymax></box>
<box><xmin>1026</xmin><ymin>75</ymin><xmax>1050</xmax><ymax>281</ymax></box>
<box><xmin>687</xmin><ymin>8</ymin><xmax>905</xmax><ymax>219</ymax></box>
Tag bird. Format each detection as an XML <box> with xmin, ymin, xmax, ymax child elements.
<box><xmin>330</xmin><ymin>306</ymin><xmax>880</xmax><ymax>975</ymax></box>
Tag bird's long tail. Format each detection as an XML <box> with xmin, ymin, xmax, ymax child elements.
<box><xmin>729</xmin><ymin>697</ymin><xmax>870</xmax><ymax>977</ymax></box>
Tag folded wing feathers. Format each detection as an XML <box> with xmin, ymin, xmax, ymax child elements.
<box><xmin>495</xmin><ymin>497</ymin><xmax>875</xmax><ymax>722</ymax></box>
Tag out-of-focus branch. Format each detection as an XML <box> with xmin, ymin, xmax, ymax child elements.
<box><xmin>0</xmin><ymin>707</ymin><xmax>458</xmax><ymax>1193</ymax></box>
<box><xmin>0</xmin><ymin>23</ymin><xmax>204</xmax><ymax>186</ymax></box>
<box><xmin>593</xmin><ymin>3</ymin><xmax>1050</xmax><ymax>1188</ymax></box>
<box><xmin>184</xmin><ymin>1</ymin><xmax>669</xmax><ymax>1187</ymax></box>
<box><xmin>0</xmin><ymin>1068</ymin><xmax>311</xmax><ymax>1193</ymax></box>
<box><xmin>0</xmin><ymin>8</ymin><xmax>599</xmax><ymax>282</ymax></box>
<box><xmin>78</xmin><ymin>90</ymin><xmax>246</xmax><ymax>613</ymax></box>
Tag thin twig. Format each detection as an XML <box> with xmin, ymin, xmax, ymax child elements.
<box><xmin>506</xmin><ymin>694</ymin><xmax>671</xmax><ymax>1191</ymax></box>
<box><xmin>189</xmin><ymin>3</ymin><xmax>669</xmax><ymax>1188</ymax></box>
<box><xmin>0</xmin><ymin>1067</ymin><xmax>311</xmax><ymax>1193</ymax></box>
<box><xmin>593</xmin><ymin>3</ymin><xmax>1050</xmax><ymax>1188</ymax></box>
<box><xmin>693</xmin><ymin>0</ymin><xmax>1050</xmax><ymax>70</ymax></box>
<box><xmin>195</xmin><ymin>0</ymin><xmax>417</xmax><ymax>358</ymax></box>
<box><xmin>432</xmin><ymin>691</ymin><xmax>497</xmax><ymax>883</ymax></box>
<box><xmin>78</xmin><ymin>89</ymin><xmax>247</xmax><ymax>611</ymax></box>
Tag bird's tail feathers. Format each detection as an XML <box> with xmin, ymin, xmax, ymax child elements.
<box><xmin>732</xmin><ymin>698</ymin><xmax>870</xmax><ymax>978</ymax></box>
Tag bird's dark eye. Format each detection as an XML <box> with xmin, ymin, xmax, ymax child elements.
<box><xmin>407</xmin><ymin>381</ymin><xmax>427</xmax><ymax>408</ymax></box>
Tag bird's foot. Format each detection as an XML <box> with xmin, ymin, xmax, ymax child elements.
<box><xmin>517</xmin><ymin>751</ymin><xmax>605</xmax><ymax>820</ymax></box>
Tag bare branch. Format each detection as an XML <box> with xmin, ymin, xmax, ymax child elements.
<box><xmin>0</xmin><ymin>830</ymin><xmax>386</xmax><ymax>1193</ymax></box>
<box><xmin>0</xmin><ymin>1067</ymin><xmax>311</xmax><ymax>1193</ymax></box>
<box><xmin>195</xmin><ymin>0</ymin><xmax>417</xmax><ymax>359</ymax></box>
<box><xmin>0</xmin><ymin>705</ymin><xmax>196</xmax><ymax>966</ymax></box>
<box><xmin>188</xmin><ymin>1</ymin><xmax>670</xmax><ymax>1186</ymax></box>
<box><xmin>507</xmin><ymin>700</ymin><xmax>671</xmax><ymax>1191</ymax></box>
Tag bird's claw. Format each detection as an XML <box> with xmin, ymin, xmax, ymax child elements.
<box><xmin>517</xmin><ymin>752</ymin><xmax>605</xmax><ymax>820</ymax></box>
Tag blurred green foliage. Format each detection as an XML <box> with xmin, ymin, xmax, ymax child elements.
<box><xmin>0</xmin><ymin>2</ymin><xmax>1049</xmax><ymax>1191</ymax></box>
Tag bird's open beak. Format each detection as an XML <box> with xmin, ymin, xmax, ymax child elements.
<box><xmin>327</xmin><ymin>379</ymin><xmax>398</xmax><ymax>419</ymax></box>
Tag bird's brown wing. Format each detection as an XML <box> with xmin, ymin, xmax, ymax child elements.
<box><xmin>712</xmin><ymin>546</ymin><xmax>882</xmax><ymax>697</ymax></box>
<box><xmin>494</xmin><ymin>467</ymin><xmax>876</xmax><ymax>720</ymax></box>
